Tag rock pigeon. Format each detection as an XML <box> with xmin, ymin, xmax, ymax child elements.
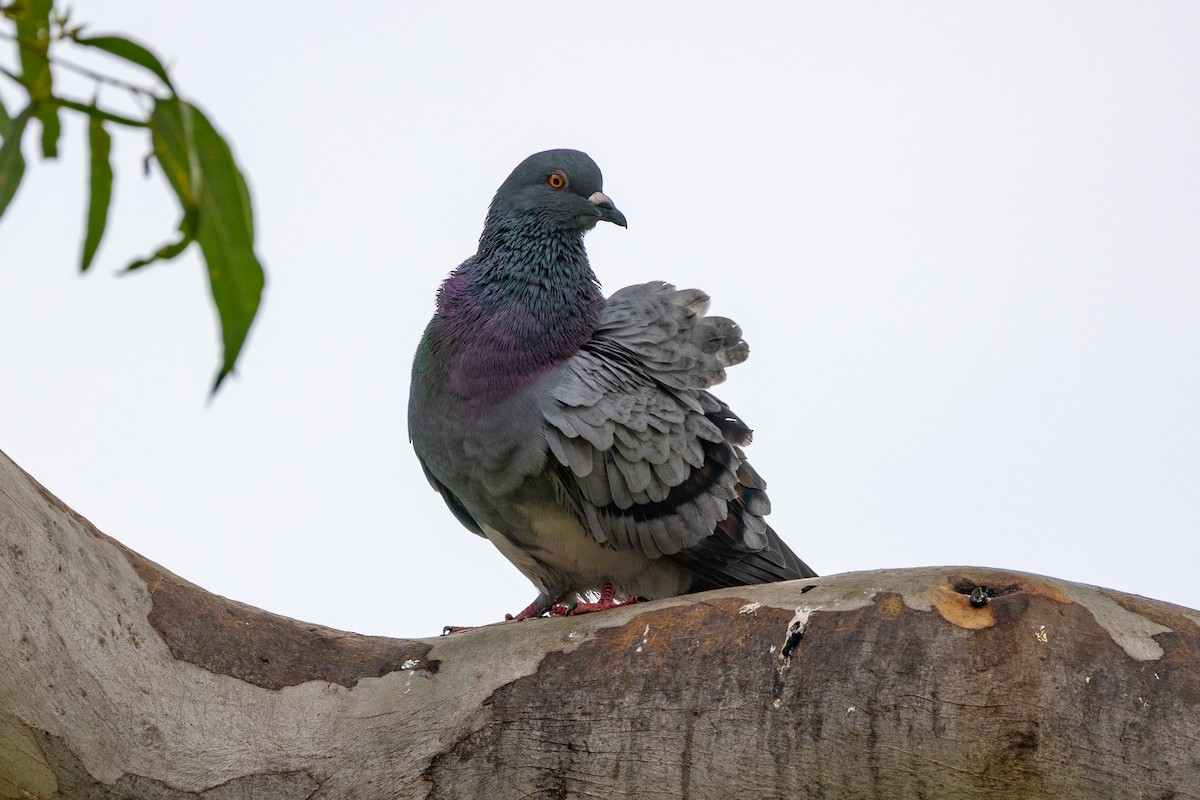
<box><xmin>409</xmin><ymin>149</ymin><xmax>816</xmax><ymax>621</ymax></box>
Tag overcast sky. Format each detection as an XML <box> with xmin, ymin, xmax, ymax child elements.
<box><xmin>2</xmin><ymin>2</ymin><xmax>1197</xmax><ymax>636</ymax></box>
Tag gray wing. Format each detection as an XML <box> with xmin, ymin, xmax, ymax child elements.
<box><xmin>542</xmin><ymin>281</ymin><xmax>816</xmax><ymax>587</ymax></box>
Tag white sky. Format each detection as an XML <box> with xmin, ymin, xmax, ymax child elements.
<box><xmin>2</xmin><ymin>2</ymin><xmax>1197</xmax><ymax>637</ymax></box>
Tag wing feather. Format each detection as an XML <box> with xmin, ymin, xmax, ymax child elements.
<box><xmin>541</xmin><ymin>282</ymin><xmax>816</xmax><ymax>587</ymax></box>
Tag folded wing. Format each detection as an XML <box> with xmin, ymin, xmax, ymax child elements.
<box><xmin>543</xmin><ymin>282</ymin><xmax>816</xmax><ymax>588</ymax></box>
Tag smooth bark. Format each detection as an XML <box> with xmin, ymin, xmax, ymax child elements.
<box><xmin>1</xmin><ymin>448</ymin><xmax>1197</xmax><ymax>799</ymax></box>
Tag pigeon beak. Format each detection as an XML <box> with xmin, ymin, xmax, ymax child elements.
<box><xmin>588</xmin><ymin>191</ymin><xmax>627</xmax><ymax>228</ymax></box>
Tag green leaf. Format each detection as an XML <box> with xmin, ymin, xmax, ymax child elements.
<box><xmin>0</xmin><ymin>97</ymin><xmax>12</xmax><ymax>138</ymax></box>
<box><xmin>188</xmin><ymin>104</ymin><xmax>265</xmax><ymax>392</ymax></box>
<box><xmin>126</xmin><ymin>204</ymin><xmax>198</xmax><ymax>273</ymax></box>
<box><xmin>0</xmin><ymin>106</ymin><xmax>33</xmax><ymax>221</ymax></box>
<box><xmin>128</xmin><ymin>96</ymin><xmax>198</xmax><ymax>271</ymax></box>
<box><xmin>147</xmin><ymin>95</ymin><xmax>198</xmax><ymax>208</ymax></box>
<box><xmin>125</xmin><ymin>228</ymin><xmax>194</xmax><ymax>271</ymax></box>
<box><xmin>39</xmin><ymin>102</ymin><xmax>61</xmax><ymax>158</ymax></box>
<box><xmin>73</xmin><ymin>34</ymin><xmax>175</xmax><ymax>91</ymax></box>
<box><xmin>143</xmin><ymin>97</ymin><xmax>265</xmax><ymax>391</ymax></box>
<box><xmin>80</xmin><ymin>115</ymin><xmax>113</xmax><ymax>271</ymax></box>
<box><xmin>14</xmin><ymin>0</ymin><xmax>53</xmax><ymax>98</ymax></box>
<box><xmin>13</xmin><ymin>0</ymin><xmax>60</xmax><ymax>159</ymax></box>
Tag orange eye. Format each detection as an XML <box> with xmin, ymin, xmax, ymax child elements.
<box><xmin>547</xmin><ymin>171</ymin><xmax>567</xmax><ymax>190</ymax></box>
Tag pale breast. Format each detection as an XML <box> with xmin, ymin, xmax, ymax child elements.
<box><xmin>481</xmin><ymin>504</ymin><xmax>692</xmax><ymax>602</ymax></box>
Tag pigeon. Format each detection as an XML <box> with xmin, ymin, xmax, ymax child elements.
<box><xmin>408</xmin><ymin>149</ymin><xmax>816</xmax><ymax>621</ymax></box>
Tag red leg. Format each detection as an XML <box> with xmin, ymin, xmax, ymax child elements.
<box><xmin>506</xmin><ymin>593</ymin><xmax>571</xmax><ymax>621</ymax></box>
<box><xmin>444</xmin><ymin>594</ymin><xmax>565</xmax><ymax>634</ymax></box>
<box><xmin>506</xmin><ymin>599</ymin><xmax>544</xmax><ymax>621</ymax></box>
<box><xmin>566</xmin><ymin>581</ymin><xmax>642</xmax><ymax>616</ymax></box>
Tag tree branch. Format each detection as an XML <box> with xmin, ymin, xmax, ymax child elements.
<box><xmin>1</xmin><ymin>446</ymin><xmax>1197</xmax><ymax>798</ymax></box>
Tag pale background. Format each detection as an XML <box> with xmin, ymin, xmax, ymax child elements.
<box><xmin>2</xmin><ymin>2</ymin><xmax>1197</xmax><ymax>637</ymax></box>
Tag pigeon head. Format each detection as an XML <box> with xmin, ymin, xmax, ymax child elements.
<box><xmin>486</xmin><ymin>149</ymin><xmax>627</xmax><ymax>233</ymax></box>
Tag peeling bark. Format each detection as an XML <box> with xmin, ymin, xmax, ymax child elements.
<box><xmin>1</xmin><ymin>448</ymin><xmax>1197</xmax><ymax>799</ymax></box>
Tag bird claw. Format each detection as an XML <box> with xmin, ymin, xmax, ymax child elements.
<box><xmin>507</xmin><ymin>599</ymin><xmax>551</xmax><ymax>621</ymax></box>
<box><xmin>501</xmin><ymin>586</ymin><xmax>639</xmax><ymax>623</ymax></box>
<box><xmin>564</xmin><ymin>595</ymin><xmax>641</xmax><ymax>616</ymax></box>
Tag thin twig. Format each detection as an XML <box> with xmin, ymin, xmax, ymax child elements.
<box><xmin>50</xmin><ymin>96</ymin><xmax>148</xmax><ymax>128</ymax></box>
<box><xmin>1</xmin><ymin>59</ymin><xmax>148</xmax><ymax>127</ymax></box>
<box><xmin>0</xmin><ymin>29</ymin><xmax>162</xmax><ymax>97</ymax></box>
<box><xmin>46</xmin><ymin>52</ymin><xmax>161</xmax><ymax>97</ymax></box>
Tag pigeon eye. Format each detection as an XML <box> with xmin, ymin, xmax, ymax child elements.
<box><xmin>547</xmin><ymin>171</ymin><xmax>567</xmax><ymax>190</ymax></box>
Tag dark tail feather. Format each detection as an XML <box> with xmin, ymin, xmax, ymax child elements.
<box><xmin>670</xmin><ymin>510</ymin><xmax>817</xmax><ymax>592</ymax></box>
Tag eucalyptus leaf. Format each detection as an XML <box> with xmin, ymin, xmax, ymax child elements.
<box><xmin>14</xmin><ymin>0</ymin><xmax>60</xmax><ymax>159</ymax></box>
<box><xmin>0</xmin><ymin>107</ymin><xmax>32</xmax><ymax>220</ymax></box>
<box><xmin>147</xmin><ymin>95</ymin><xmax>197</xmax><ymax>208</ymax></box>
<box><xmin>14</xmin><ymin>0</ymin><xmax>53</xmax><ymax>98</ymax></box>
<box><xmin>142</xmin><ymin>97</ymin><xmax>265</xmax><ymax>389</ymax></box>
<box><xmin>81</xmin><ymin>115</ymin><xmax>113</xmax><ymax>271</ymax></box>
<box><xmin>0</xmin><ymin>97</ymin><xmax>12</xmax><ymax>137</ymax></box>
<box><xmin>39</xmin><ymin>102</ymin><xmax>61</xmax><ymax>158</ymax></box>
<box><xmin>188</xmin><ymin>104</ymin><xmax>265</xmax><ymax>392</ymax></box>
<box><xmin>74</xmin><ymin>34</ymin><xmax>175</xmax><ymax>91</ymax></box>
<box><xmin>125</xmin><ymin>231</ymin><xmax>194</xmax><ymax>271</ymax></box>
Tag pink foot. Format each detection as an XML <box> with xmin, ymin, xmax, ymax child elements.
<box><xmin>505</xmin><ymin>594</ymin><xmax>570</xmax><ymax>621</ymax></box>
<box><xmin>505</xmin><ymin>599</ymin><xmax>545</xmax><ymax>621</ymax></box>
<box><xmin>444</xmin><ymin>594</ymin><xmax>565</xmax><ymax>633</ymax></box>
<box><xmin>563</xmin><ymin>582</ymin><xmax>642</xmax><ymax>616</ymax></box>
<box><xmin>492</xmin><ymin>585</ymin><xmax>640</xmax><ymax>626</ymax></box>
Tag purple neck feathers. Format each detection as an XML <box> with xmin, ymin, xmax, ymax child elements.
<box><xmin>431</xmin><ymin>223</ymin><xmax>603</xmax><ymax>405</ymax></box>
